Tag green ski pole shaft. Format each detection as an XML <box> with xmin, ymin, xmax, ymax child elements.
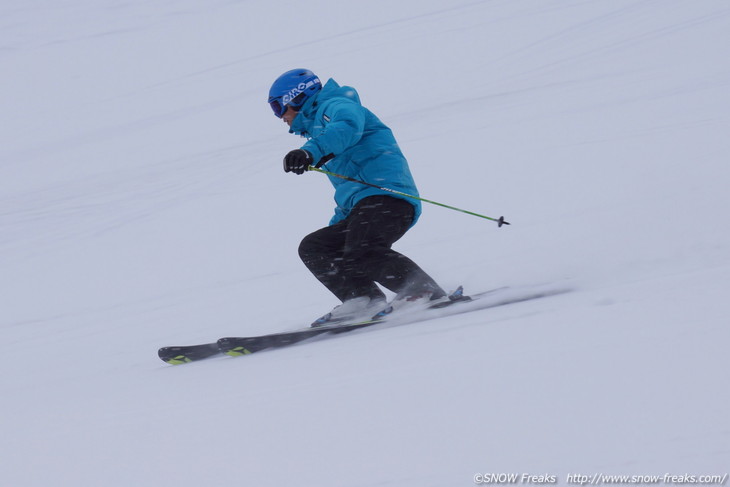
<box><xmin>309</xmin><ymin>166</ymin><xmax>510</xmax><ymax>227</ymax></box>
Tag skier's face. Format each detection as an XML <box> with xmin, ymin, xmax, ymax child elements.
<box><xmin>282</xmin><ymin>108</ymin><xmax>299</xmax><ymax>127</ymax></box>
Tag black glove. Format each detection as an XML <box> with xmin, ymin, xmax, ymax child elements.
<box><xmin>283</xmin><ymin>149</ymin><xmax>313</xmax><ymax>175</ymax></box>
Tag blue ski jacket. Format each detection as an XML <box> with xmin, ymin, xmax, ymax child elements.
<box><xmin>289</xmin><ymin>79</ymin><xmax>422</xmax><ymax>226</ymax></box>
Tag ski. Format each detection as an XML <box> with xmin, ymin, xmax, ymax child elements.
<box><xmin>158</xmin><ymin>318</ymin><xmax>381</xmax><ymax>365</ymax></box>
<box><xmin>159</xmin><ymin>287</ymin><xmax>471</xmax><ymax>364</ymax></box>
<box><xmin>157</xmin><ymin>289</ymin><xmax>466</xmax><ymax>364</ymax></box>
<box><xmin>158</xmin><ymin>284</ymin><xmax>570</xmax><ymax>365</ymax></box>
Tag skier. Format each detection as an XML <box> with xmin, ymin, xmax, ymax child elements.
<box><xmin>268</xmin><ymin>68</ymin><xmax>451</xmax><ymax>326</ymax></box>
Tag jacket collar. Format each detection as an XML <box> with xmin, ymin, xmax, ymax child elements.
<box><xmin>288</xmin><ymin>78</ymin><xmax>342</xmax><ymax>136</ymax></box>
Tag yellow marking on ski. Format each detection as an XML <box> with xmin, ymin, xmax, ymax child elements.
<box><xmin>225</xmin><ymin>347</ymin><xmax>252</xmax><ymax>357</ymax></box>
<box><xmin>167</xmin><ymin>355</ymin><xmax>192</xmax><ymax>365</ymax></box>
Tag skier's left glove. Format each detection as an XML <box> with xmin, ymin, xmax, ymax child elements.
<box><xmin>283</xmin><ymin>149</ymin><xmax>313</xmax><ymax>175</ymax></box>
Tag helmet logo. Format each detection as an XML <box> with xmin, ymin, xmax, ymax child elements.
<box><xmin>282</xmin><ymin>78</ymin><xmax>321</xmax><ymax>105</ymax></box>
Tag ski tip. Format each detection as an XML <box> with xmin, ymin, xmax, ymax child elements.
<box><xmin>158</xmin><ymin>348</ymin><xmax>193</xmax><ymax>365</ymax></box>
<box><xmin>158</xmin><ymin>343</ymin><xmax>220</xmax><ymax>364</ymax></box>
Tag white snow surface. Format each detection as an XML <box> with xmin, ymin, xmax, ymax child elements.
<box><xmin>2</xmin><ymin>1</ymin><xmax>729</xmax><ymax>485</ymax></box>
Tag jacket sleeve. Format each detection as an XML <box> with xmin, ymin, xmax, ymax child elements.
<box><xmin>301</xmin><ymin>99</ymin><xmax>366</xmax><ymax>165</ymax></box>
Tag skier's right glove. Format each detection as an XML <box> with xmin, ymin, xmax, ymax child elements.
<box><xmin>283</xmin><ymin>149</ymin><xmax>313</xmax><ymax>175</ymax></box>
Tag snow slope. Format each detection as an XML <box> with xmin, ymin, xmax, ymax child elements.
<box><xmin>1</xmin><ymin>1</ymin><xmax>729</xmax><ymax>485</ymax></box>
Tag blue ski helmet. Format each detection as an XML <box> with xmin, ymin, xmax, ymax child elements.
<box><xmin>268</xmin><ymin>68</ymin><xmax>322</xmax><ymax>118</ymax></box>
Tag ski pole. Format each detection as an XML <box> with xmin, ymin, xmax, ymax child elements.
<box><xmin>308</xmin><ymin>166</ymin><xmax>510</xmax><ymax>227</ymax></box>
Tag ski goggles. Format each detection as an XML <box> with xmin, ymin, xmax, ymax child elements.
<box><xmin>269</xmin><ymin>92</ymin><xmax>307</xmax><ymax>118</ymax></box>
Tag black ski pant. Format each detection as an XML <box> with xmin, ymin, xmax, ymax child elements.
<box><xmin>298</xmin><ymin>195</ymin><xmax>445</xmax><ymax>303</ymax></box>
